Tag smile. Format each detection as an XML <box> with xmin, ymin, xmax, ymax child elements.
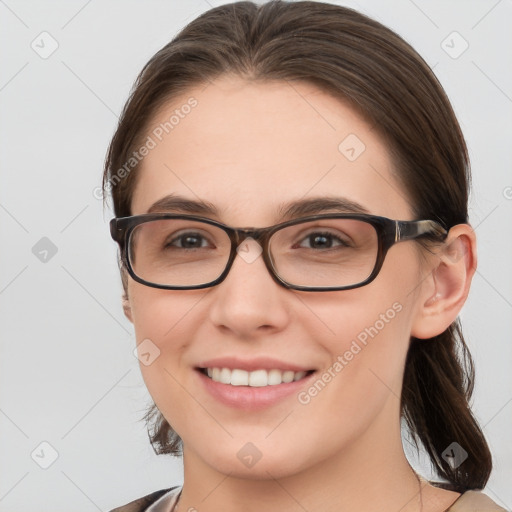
<box><xmin>199</xmin><ymin>367</ymin><xmax>314</xmax><ymax>387</ymax></box>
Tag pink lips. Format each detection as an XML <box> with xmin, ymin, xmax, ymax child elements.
<box><xmin>195</xmin><ymin>356</ymin><xmax>316</xmax><ymax>410</ymax></box>
<box><xmin>196</xmin><ymin>356</ymin><xmax>313</xmax><ymax>373</ymax></box>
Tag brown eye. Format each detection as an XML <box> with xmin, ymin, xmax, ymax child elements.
<box><xmin>166</xmin><ymin>232</ymin><xmax>211</xmax><ymax>249</ymax></box>
<box><xmin>295</xmin><ymin>231</ymin><xmax>351</xmax><ymax>250</ymax></box>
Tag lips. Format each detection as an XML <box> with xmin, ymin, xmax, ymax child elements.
<box><xmin>194</xmin><ymin>356</ymin><xmax>317</xmax><ymax>409</ymax></box>
<box><xmin>196</xmin><ymin>356</ymin><xmax>314</xmax><ymax>373</ymax></box>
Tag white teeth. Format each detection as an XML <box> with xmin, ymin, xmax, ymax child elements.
<box><xmin>267</xmin><ymin>369</ymin><xmax>282</xmax><ymax>385</ymax></box>
<box><xmin>220</xmin><ymin>367</ymin><xmax>231</xmax><ymax>384</ymax></box>
<box><xmin>230</xmin><ymin>369</ymin><xmax>249</xmax><ymax>386</ymax></box>
<box><xmin>203</xmin><ymin>367</ymin><xmax>309</xmax><ymax>386</ymax></box>
<box><xmin>248</xmin><ymin>369</ymin><xmax>267</xmax><ymax>387</ymax></box>
<box><xmin>282</xmin><ymin>370</ymin><xmax>295</xmax><ymax>383</ymax></box>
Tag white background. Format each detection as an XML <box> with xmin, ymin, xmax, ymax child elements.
<box><xmin>0</xmin><ymin>0</ymin><xmax>511</xmax><ymax>510</ymax></box>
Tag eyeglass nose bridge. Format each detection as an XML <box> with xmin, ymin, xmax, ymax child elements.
<box><xmin>231</xmin><ymin>226</ymin><xmax>272</xmax><ymax>248</ymax></box>
<box><xmin>221</xmin><ymin>226</ymin><xmax>283</xmax><ymax>284</ymax></box>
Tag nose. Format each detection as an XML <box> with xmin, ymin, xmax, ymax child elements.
<box><xmin>207</xmin><ymin>237</ymin><xmax>290</xmax><ymax>338</ymax></box>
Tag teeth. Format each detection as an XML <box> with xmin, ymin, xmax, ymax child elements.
<box><xmin>203</xmin><ymin>367</ymin><xmax>309</xmax><ymax>386</ymax></box>
<box><xmin>267</xmin><ymin>369</ymin><xmax>282</xmax><ymax>385</ymax></box>
<box><xmin>231</xmin><ymin>369</ymin><xmax>249</xmax><ymax>386</ymax></box>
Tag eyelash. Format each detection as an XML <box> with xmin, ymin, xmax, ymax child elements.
<box><xmin>166</xmin><ymin>230</ymin><xmax>351</xmax><ymax>250</ymax></box>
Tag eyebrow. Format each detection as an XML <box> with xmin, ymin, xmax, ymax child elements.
<box><xmin>146</xmin><ymin>194</ymin><xmax>370</xmax><ymax>223</ymax></box>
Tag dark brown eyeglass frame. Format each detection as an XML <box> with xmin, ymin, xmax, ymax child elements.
<box><xmin>110</xmin><ymin>213</ymin><xmax>448</xmax><ymax>292</ymax></box>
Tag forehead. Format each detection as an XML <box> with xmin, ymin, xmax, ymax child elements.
<box><xmin>131</xmin><ymin>76</ymin><xmax>413</xmax><ymax>224</ymax></box>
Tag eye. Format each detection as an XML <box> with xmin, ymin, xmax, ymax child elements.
<box><xmin>296</xmin><ymin>231</ymin><xmax>352</xmax><ymax>250</ymax></box>
<box><xmin>166</xmin><ymin>231</ymin><xmax>213</xmax><ymax>249</ymax></box>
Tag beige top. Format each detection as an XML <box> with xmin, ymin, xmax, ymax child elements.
<box><xmin>446</xmin><ymin>490</ymin><xmax>508</xmax><ymax>511</ymax></box>
<box><xmin>141</xmin><ymin>486</ymin><xmax>509</xmax><ymax>512</ymax></box>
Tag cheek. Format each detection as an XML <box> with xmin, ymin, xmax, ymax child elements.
<box><xmin>287</xmin><ymin>295</ymin><xmax>415</xmax><ymax>463</ymax></box>
<box><xmin>128</xmin><ymin>283</ymin><xmax>201</xmax><ymax>395</ymax></box>
<box><xmin>306</xmin><ymin>293</ymin><xmax>412</xmax><ymax>399</ymax></box>
<box><xmin>298</xmin><ymin>250</ymin><xmax>420</xmax><ymax>403</ymax></box>
<box><xmin>128</xmin><ymin>281</ymin><xmax>201</xmax><ymax>342</ymax></box>
<box><xmin>302</xmin><ymin>247</ymin><xmax>419</xmax><ymax>352</ymax></box>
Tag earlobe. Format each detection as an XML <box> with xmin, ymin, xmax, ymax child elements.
<box><xmin>411</xmin><ymin>224</ymin><xmax>477</xmax><ymax>339</ymax></box>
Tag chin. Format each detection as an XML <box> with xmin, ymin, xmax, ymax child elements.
<box><xmin>190</xmin><ymin>440</ymin><xmax>314</xmax><ymax>481</ymax></box>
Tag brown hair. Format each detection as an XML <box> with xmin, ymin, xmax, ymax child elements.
<box><xmin>103</xmin><ymin>0</ymin><xmax>492</xmax><ymax>492</ymax></box>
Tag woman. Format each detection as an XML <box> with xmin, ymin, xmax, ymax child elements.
<box><xmin>104</xmin><ymin>1</ymin><xmax>508</xmax><ymax>511</ymax></box>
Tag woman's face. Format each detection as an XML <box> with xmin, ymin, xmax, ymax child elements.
<box><xmin>126</xmin><ymin>76</ymin><xmax>432</xmax><ymax>478</ymax></box>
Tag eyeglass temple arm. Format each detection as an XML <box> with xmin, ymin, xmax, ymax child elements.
<box><xmin>110</xmin><ymin>218</ymin><xmax>124</xmax><ymax>243</ymax></box>
<box><xmin>395</xmin><ymin>220</ymin><xmax>448</xmax><ymax>242</ymax></box>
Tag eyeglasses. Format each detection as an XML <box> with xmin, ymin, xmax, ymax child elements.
<box><xmin>109</xmin><ymin>213</ymin><xmax>447</xmax><ymax>292</ymax></box>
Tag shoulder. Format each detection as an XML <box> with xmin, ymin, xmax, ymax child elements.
<box><xmin>428</xmin><ymin>479</ymin><xmax>509</xmax><ymax>512</ymax></box>
<box><xmin>446</xmin><ymin>490</ymin><xmax>509</xmax><ymax>511</ymax></box>
<box><xmin>108</xmin><ymin>486</ymin><xmax>181</xmax><ymax>512</ymax></box>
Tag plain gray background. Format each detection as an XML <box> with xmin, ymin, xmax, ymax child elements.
<box><xmin>1</xmin><ymin>0</ymin><xmax>511</xmax><ymax>510</ymax></box>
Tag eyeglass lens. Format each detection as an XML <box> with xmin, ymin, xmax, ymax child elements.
<box><xmin>128</xmin><ymin>217</ymin><xmax>379</xmax><ymax>288</ymax></box>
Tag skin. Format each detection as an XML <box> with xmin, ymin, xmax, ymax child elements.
<box><xmin>123</xmin><ymin>75</ymin><xmax>476</xmax><ymax>512</ymax></box>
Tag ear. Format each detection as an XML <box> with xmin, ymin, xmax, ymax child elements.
<box><xmin>411</xmin><ymin>224</ymin><xmax>477</xmax><ymax>339</ymax></box>
<box><xmin>119</xmin><ymin>263</ymin><xmax>133</xmax><ymax>323</ymax></box>
<box><xmin>122</xmin><ymin>291</ymin><xmax>133</xmax><ymax>323</ymax></box>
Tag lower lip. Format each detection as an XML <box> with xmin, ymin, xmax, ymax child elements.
<box><xmin>196</xmin><ymin>369</ymin><xmax>316</xmax><ymax>410</ymax></box>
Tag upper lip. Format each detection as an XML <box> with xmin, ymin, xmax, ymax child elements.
<box><xmin>196</xmin><ymin>356</ymin><xmax>315</xmax><ymax>372</ymax></box>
